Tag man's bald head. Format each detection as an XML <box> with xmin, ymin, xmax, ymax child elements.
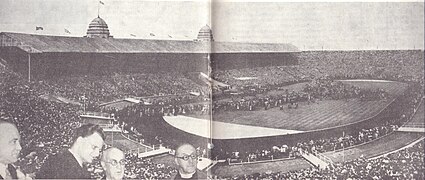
<box><xmin>175</xmin><ymin>144</ymin><xmax>196</xmax><ymax>156</ymax></box>
<box><xmin>0</xmin><ymin>121</ymin><xmax>22</xmax><ymax>164</ymax></box>
<box><xmin>101</xmin><ymin>147</ymin><xmax>124</xmax><ymax>162</ymax></box>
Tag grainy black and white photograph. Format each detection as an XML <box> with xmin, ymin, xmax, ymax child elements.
<box><xmin>0</xmin><ymin>0</ymin><xmax>424</xmax><ymax>179</ymax></box>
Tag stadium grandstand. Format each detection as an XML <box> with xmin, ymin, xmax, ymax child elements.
<box><xmin>0</xmin><ymin>14</ymin><xmax>424</xmax><ymax>180</ymax></box>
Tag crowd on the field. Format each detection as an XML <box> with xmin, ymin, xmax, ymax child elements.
<box><xmin>303</xmin><ymin>79</ymin><xmax>388</xmax><ymax>101</ymax></box>
<box><xmin>215</xmin><ymin>139</ymin><xmax>424</xmax><ymax>180</ymax></box>
<box><xmin>114</xmin><ymin>79</ymin><xmax>390</xmax><ymax>122</ymax></box>
<box><xmin>215</xmin><ymin>81</ymin><xmax>423</xmax><ymax>163</ymax></box>
<box><xmin>212</xmin><ymin>79</ymin><xmax>389</xmax><ymax>113</ymax></box>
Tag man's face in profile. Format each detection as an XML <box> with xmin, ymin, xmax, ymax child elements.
<box><xmin>79</xmin><ymin>132</ymin><xmax>104</xmax><ymax>163</ymax></box>
<box><xmin>0</xmin><ymin>123</ymin><xmax>22</xmax><ymax>164</ymax></box>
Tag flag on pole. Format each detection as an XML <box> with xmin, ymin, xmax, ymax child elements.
<box><xmin>64</xmin><ymin>29</ymin><xmax>71</xmax><ymax>34</ymax></box>
<box><xmin>149</xmin><ymin>33</ymin><xmax>155</xmax><ymax>36</ymax></box>
<box><xmin>99</xmin><ymin>1</ymin><xmax>104</xmax><ymax>5</ymax></box>
<box><xmin>35</xmin><ymin>26</ymin><xmax>43</xmax><ymax>31</ymax></box>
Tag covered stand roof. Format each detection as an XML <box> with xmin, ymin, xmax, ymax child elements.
<box><xmin>0</xmin><ymin>32</ymin><xmax>299</xmax><ymax>53</ymax></box>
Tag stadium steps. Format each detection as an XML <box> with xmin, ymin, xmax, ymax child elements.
<box><xmin>198</xmin><ymin>157</ymin><xmax>214</xmax><ymax>171</ymax></box>
<box><xmin>138</xmin><ymin>147</ymin><xmax>171</xmax><ymax>158</ymax></box>
<box><xmin>300</xmin><ymin>152</ymin><xmax>329</xmax><ymax>170</ymax></box>
<box><xmin>204</xmin><ymin>160</ymin><xmax>219</xmax><ymax>172</ymax></box>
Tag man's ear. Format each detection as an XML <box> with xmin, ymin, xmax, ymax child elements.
<box><xmin>73</xmin><ymin>136</ymin><xmax>84</xmax><ymax>149</ymax></box>
<box><xmin>76</xmin><ymin>136</ymin><xmax>85</xmax><ymax>144</ymax></box>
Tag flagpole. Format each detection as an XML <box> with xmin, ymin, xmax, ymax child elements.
<box><xmin>97</xmin><ymin>2</ymin><xmax>100</xmax><ymax>17</ymax></box>
<box><xmin>28</xmin><ymin>52</ymin><xmax>31</xmax><ymax>82</ymax></box>
<box><xmin>342</xmin><ymin>131</ymin><xmax>345</xmax><ymax>163</ymax></box>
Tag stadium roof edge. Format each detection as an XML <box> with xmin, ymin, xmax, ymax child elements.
<box><xmin>0</xmin><ymin>32</ymin><xmax>300</xmax><ymax>53</ymax></box>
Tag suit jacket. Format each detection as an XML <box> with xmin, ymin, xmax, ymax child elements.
<box><xmin>36</xmin><ymin>150</ymin><xmax>92</xmax><ymax>179</ymax></box>
<box><xmin>0</xmin><ymin>164</ymin><xmax>18</xmax><ymax>179</ymax></box>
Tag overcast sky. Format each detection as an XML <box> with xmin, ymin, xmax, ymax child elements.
<box><xmin>0</xmin><ymin>0</ymin><xmax>423</xmax><ymax>50</ymax></box>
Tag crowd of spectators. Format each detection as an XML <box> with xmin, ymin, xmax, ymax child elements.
<box><xmin>213</xmin><ymin>66</ymin><xmax>301</xmax><ymax>87</ymax></box>
<box><xmin>215</xmin><ymin>139</ymin><xmax>424</xmax><ymax>180</ymax></box>
<box><xmin>221</xmin><ymin>124</ymin><xmax>400</xmax><ymax>164</ymax></box>
<box><xmin>34</xmin><ymin>72</ymin><xmax>208</xmax><ymax>111</ymax></box>
<box><xmin>109</xmin><ymin>50</ymin><xmax>424</xmax><ymax>166</ymax></box>
<box><xmin>124</xmin><ymin>153</ymin><xmax>176</xmax><ymax>179</ymax></box>
<box><xmin>298</xmin><ymin>50</ymin><xmax>424</xmax><ymax>82</ymax></box>
<box><xmin>1</xmin><ymin>67</ymin><xmax>178</xmax><ymax>179</ymax></box>
<box><xmin>213</xmin><ymin>50</ymin><xmax>424</xmax><ymax>89</ymax></box>
<box><xmin>0</xmin><ymin>50</ymin><xmax>423</xmax><ymax>179</ymax></box>
<box><xmin>87</xmin><ymin>151</ymin><xmax>177</xmax><ymax>179</ymax></box>
<box><xmin>0</xmin><ymin>67</ymin><xmax>80</xmax><ymax>176</ymax></box>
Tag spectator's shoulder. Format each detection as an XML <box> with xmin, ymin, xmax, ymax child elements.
<box><xmin>47</xmin><ymin>150</ymin><xmax>72</xmax><ymax>164</ymax></box>
<box><xmin>36</xmin><ymin>150</ymin><xmax>72</xmax><ymax>179</ymax></box>
<box><xmin>196</xmin><ymin>170</ymin><xmax>208</xmax><ymax>179</ymax></box>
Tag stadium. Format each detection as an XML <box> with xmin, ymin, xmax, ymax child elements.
<box><xmin>1</xmin><ymin>3</ymin><xmax>424</xmax><ymax>180</ymax></box>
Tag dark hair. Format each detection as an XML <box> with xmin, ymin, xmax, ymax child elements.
<box><xmin>71</xmin><ymin>123</ymin><xmax>106</xmax><ymax>145</ymax></box>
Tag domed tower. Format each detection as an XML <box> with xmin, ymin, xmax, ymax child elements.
<box><xmin>86</xmin><ymin>16</ymin><xmax>112</xmax><ymax>38</ymax></box>
<box><xmin>196</xmin><ymin>25</ymin><xmax>214</xmax><ymax>42</ymax></box>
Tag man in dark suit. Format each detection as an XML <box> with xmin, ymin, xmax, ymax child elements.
<box><xmin>0</xmin><ymin>120</ymin><xmax>29</xmax><ymax>179</ymax></box>
<box><xmin>173</xmin><ymin>143</ymin><xmax>205</xmax><ymax>180</ymax></box>
<box><xmin>36</xmin><ymin>123</ymin><xmax>106</xmax><ymax>179</ymax></box>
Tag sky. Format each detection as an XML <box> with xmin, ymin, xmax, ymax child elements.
<box><xmin>0</xmin><ymin>0</ymin><xmax>423</xmax><ymax>50</ymax></box>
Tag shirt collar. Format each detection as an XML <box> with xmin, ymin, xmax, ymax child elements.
<box><xmin>179</xmin><ymin>171</ymin><xmax>196</xmax><ymax>179</ymax></box>
<box><xmin>0</xmin><ymin>163</ymin><xmax>7</xmax><ymax>178</ymax></box>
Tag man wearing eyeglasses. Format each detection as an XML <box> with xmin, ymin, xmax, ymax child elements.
<box><xmin>173</xmin><ymin>143</ymin><xmax>200</xmax><ymax>180</ymax></box>
<box><xmin>100</xmin><ymin>147</ymin><xmax>125</xmax><ymax>180</ymax></box>
<box><xmin>36</xmin><ymin>123</ymin><xmax>105</xmax><ymax>179</ymax></box>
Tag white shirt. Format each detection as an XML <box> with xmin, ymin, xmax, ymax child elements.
<box><xmin>0</xmin><ymin>163</ymin><xmax>8</xmax><ymax>179</ymax></box>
